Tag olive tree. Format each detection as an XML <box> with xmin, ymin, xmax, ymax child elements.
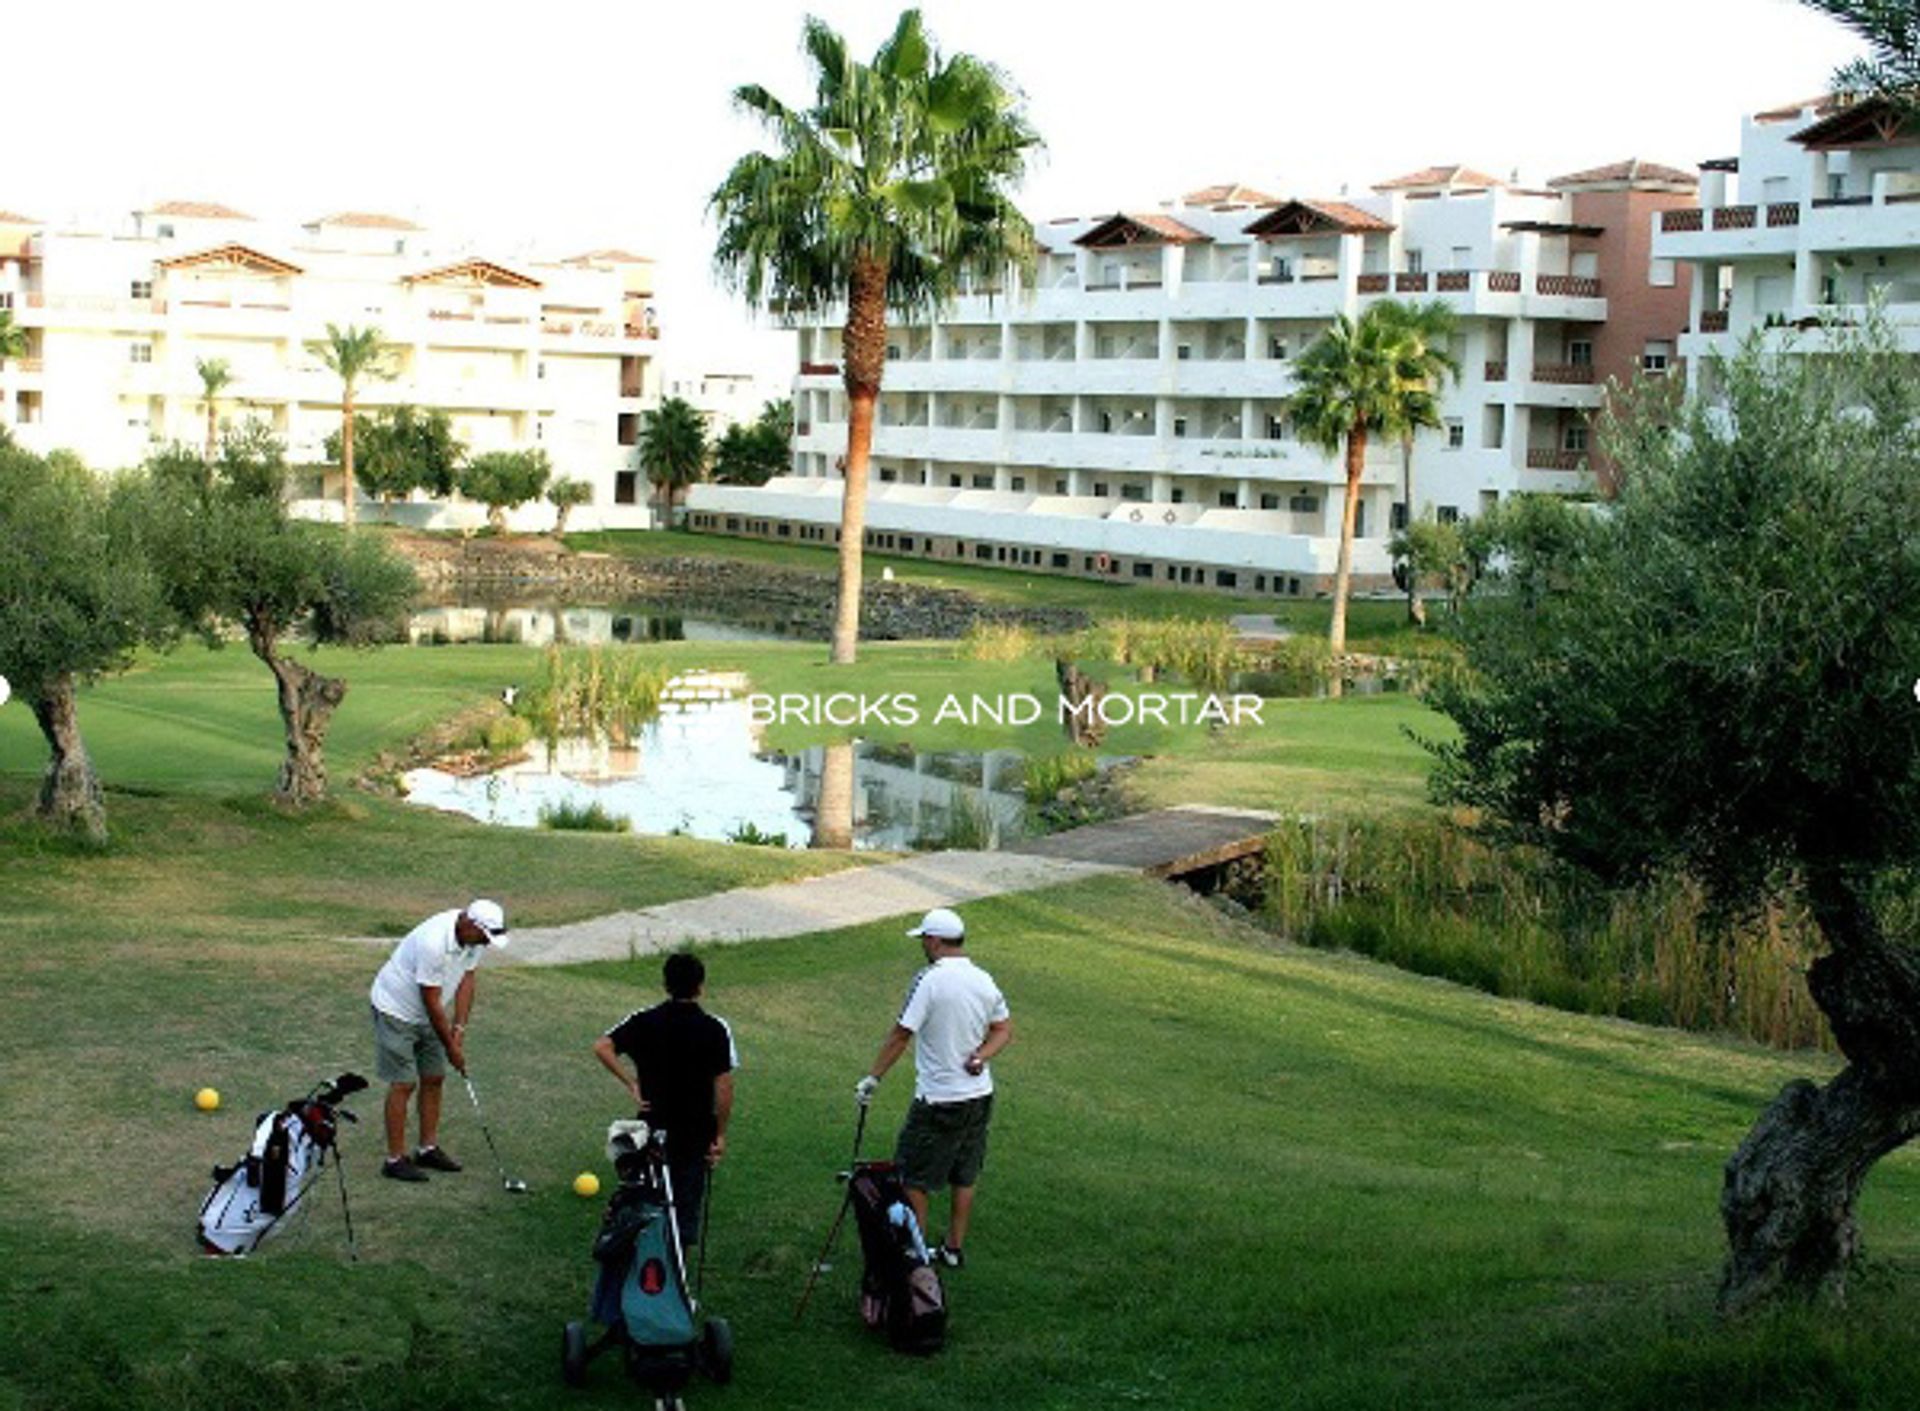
<box><xmin>1427</xmin><ymin>325</ymin><xmax>1920</xmax><ymax>1311</ymax></box>
<box><xmin>145</xmin><ymin>426</ymin><xmax>417</xmax><ymax>805</ymax></box>
<box><xmin>0</xmin><ymin>446</ymin><xmax>169</xmax><ymax>841</ymax></box>
<box><xmin>459</xmin><ymin>449</ymin><xmax>551</xmax><ymax>532</ymax></box>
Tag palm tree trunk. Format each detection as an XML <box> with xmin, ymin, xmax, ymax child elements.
<box><xmin>206</xmin><ymin>404</ymin><xmax>218</xmax><ymax>463</ymax></box>
<box><xmin>30</xmin><ymin>673</ymin><xmax>107</xmax><ymax>844</ymax></box>
<box><xmin>810</xmin><ymin>740</ymin><xmax>857</xmax><ymax>849</ymax></box>
<box><xmin>1326</xmin><ymin>426</ymin><xmax>1367</xmax><ymax>698</ymax></box>
<box><xmin>341</xmin><ymin>389</ymin><xmax>357</xmax><ymax>531</ymax></box>
<box><xmin>1401</xmin><ymin>432</ymin><xmax>1425</xmax><ymax>627</ymax></box>
<box><xmin>832</xmin><ymin>251</ymin><xmax>889</xmax><ymax>666</ymax></box>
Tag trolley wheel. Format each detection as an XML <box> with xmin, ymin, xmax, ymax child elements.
<box><xmin>701</xmin><ymin>1316</ymin><xmax>735</xmax><ymax>1385</ymax></box>
<box><xmin>561</xmin><ymin>1320</ymin><xmax>588</xmax><ymax>1387</ymax></box>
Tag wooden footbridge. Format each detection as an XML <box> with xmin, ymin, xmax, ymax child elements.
<box><xmin>1006</xmin><ymin>804</ymin><xmax>1280</xmax><ymax>880</ymax></box>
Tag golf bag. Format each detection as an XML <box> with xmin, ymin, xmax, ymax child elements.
<box><xmin>197</xmin><ymin>1073</ymin><xmax>367</xmax><ymax>1256</ymax></box>
<box><xmin>565</xmin><ymin>1120</ymin><xmax>732</xmax><ymax>1399</ymax></box>
<box><xmin>849</xmin><ymin>1160</ymin><xmax>946</xmax><ymax>1355</ymax></box>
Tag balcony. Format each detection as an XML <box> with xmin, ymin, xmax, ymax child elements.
<box><xmin>1532</xmin><ymin>363</ymin><xmax>1596</xmax><ymax>385</ymax></box>
<box><xmin>1711</xmin><ymin>205</ymin><xmax>1758</xmax><ymax>230</ymax></box>
<box><xmin>1527</xmin><ymin>448</ymin><xmax>1587</xmax><ymax>470</ymax></box>
<box><xmin>1487</xmin><ymin>271</ymin><xmax>1522</xmax><ymax>293</ymax></box>
<box><xmin>1767</xmin><ymin>203</ymin><xmax>1801</xmax><ymax>228</ymax></box>
<box><xmin>798</xmin><ymin>360</ymin><xmax>840</xmax><ymax>376</ymax></box>
<box><xmin>1484</xmin><ymin>360</ymin><xmax>1508</xmax><ymax>382</ymax></box>
<box><xmin>1699</xmin><ymin>310</ymin><xmax>1730</xmax><ymax>334</ymax></box>
<box><xmin>1661</xmin><ymin>209</ymin><xmax>1704</xmax><ymax>233</ymax></box>
<box><xmin>1395</xmin><ymin>272</ymin><xmax>1430</xmax><ymax>293</ymax></box>
<box><xmin>1436</xmin><ymin>271</ymin><xmax>1471</xmax><ymax>292</ymax></box>
<box><xmin>1357</xmin><ymin>274</ymin><xmax>1388</xmax><ymax>294</ymax></box>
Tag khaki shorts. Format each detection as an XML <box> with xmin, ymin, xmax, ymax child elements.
<box><xmin>896</xmin><ymin>1094</ymin><xmax>993</xmax><ymax>1192</ymax></box>
<box><xmin>371</xmin><ymin>1005</ymin><xmax>447</xmax><ymax>1084</ymax></box>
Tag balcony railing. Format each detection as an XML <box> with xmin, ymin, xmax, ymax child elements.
<box><xmin>1660</xmin><ymin>209</ymin><xmax>1704</xmax><ymax>233</ymax></box>
<box><xmin>1536</xmin><ymin>275</ymin><xmax>1602</xmax><ymax>298</ymax></box>
<box><xmin>1527</xmin><ymin>448</ymin><xmax>1586</xmax><ymax>470</ymax></box>
<box><xmin>1484</xmin><ymin>360</ymin><xmax>1508</xmax><ymax>382</ymax></box>
<box><xmin>1356</xmin><ymin>274</ymin><xmax>1388</xmax><ymax>294</ymax></box>
<box><xmin>1711</xmin><ymin>205</ymin><xmax>1757</xmax><ymax>230</ymax></box>
<box><xmin>798</xmin><ymin>360</ymin><xmax>839</xmax><ymax>376</ymax></box>
<box><xmin>1257</xmin><ymin>272</ymin><xmax>1295</xmax><ymax>285</ymax></box>
<box><xmin>1396</xmin><ymin>272</ymin><xmax>1430</xmax><ymax>293</ymax></box>
<box><xmin>1699</xmin><ymin>310</ymin><xmax>1730</xmax><ymax>334</ymax></box>
<box><xmin>1487</xmin><ymin>271</ymin><xmax>1522</xmax><ymax>293</ymax></box>
<box><xmin>1767</xmin><ymin>203</ymin><xmax>1802</xmax><ymax>227</ymax></box>
<box><xmin>1532</xmin><ymin>363</ymin><xmax>1596</xmax><ymax>385</ymax></box>
<box><xmin>1811</xmin><ymin>195</ymin><xmax>1873</xmax><ymax>208</ymax></box>
<box><xmin>1436</xmin><ymin>270</ymin><xmax>1470</xmax><ymax>292</ymax></box>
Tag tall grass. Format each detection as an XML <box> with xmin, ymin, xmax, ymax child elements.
<box><xmin>960</xmin><ymin>621</ymin><xmax>1043</xmax><ymax>662</ymax></box>
<box><xmin>1018</xmin><ymin>749</ymin><xmax>1100</xmax><ymax>805</ymax></box>
<box><xmin>536</xmin><ymin>799</ymin><xmax>631</xmax><ymax>833</ymax></box>
<box><xmin>1074</xmin><ymin>616</ymin><xmax>1243</xmax><ymax>693</ymax></box>
<box><xmin>1259</xmin><ymin>815</ymin><xmax>1832</xmax><ymax>1051</ymax></box>
<box><xmin>519</xmin><ymin>645</ymin><xmax>669</xmax><ymax>748</ymax></box>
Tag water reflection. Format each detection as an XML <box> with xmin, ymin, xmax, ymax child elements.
<box><xmin>407</xmin><ymin>602</ymin><xmax>793</xmax><ymax>647</ymax></box>
<box><xmin>401</xmin><ymin>692</ymin><xmax>1030</xmax><ymax>851</ymax></box>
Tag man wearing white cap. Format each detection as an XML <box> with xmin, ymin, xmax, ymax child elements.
<box><xmin>368</xmin><ymin>899</ymin><xmax>509</xmax><ymax>1182</ymax></box>
<box><xmin>855</xmin><ymin>906</ymin><xmax>1013</xmax><ymax>1268</ymax></box>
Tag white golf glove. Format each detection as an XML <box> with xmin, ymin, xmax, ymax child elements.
<box><xmin>854</xmin><ymin>1075</ymin><xmax>879</xmax><ymax>1106</ymax></box>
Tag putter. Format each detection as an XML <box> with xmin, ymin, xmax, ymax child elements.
<box><xmin>461</xmin><ymin>1072</ymin><xmax>529</xmax><ymax>1194</ymax></box>
<box><xmin>793</xmin><ymin>1100</ymin><xmax>869</xmax><ymax>1320</ymax></box>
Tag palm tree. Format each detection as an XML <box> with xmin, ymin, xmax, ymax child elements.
<box><xmin>711</xmin><ymin>9</ymin><xmax>1042</xmax><ymax>665</ymax></box>
<box><xmin>639</xmin><ymin>397</ymin><xmax>709</xmax><ymax>525</ymax></box>
<box><xmin>1800</xmin><ymin>0</ymin><xmax>1920</xmax><ymax>110</ymax></box>
<box><xmin>195</xmin><ymin>357</ymin><xmax>234</xmax><ymax>461</ymax></box>
<box><xmin>1370</xmin><ymin>301</ymin><xmax>1459</xmax><ymax>625</ymax></box>
<box><xmin>310</xmin><ymin>324</ymin><xmax>393</xmax><ymax>529</ymax></box>
<box><xmin>1289</xmin><ymin>304</ymin><xmax>1441</xmax><ymax>690</ymax></box>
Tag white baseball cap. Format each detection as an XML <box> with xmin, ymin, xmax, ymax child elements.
<box><xmin>466</xmin><ymin>899</ymin><xmax>509</xmax><ymax>946</ymax></box>
<box><xmin>907</xmin><ymin>907</ymin><xmax>965</xmax><ymax>942</ymax></box>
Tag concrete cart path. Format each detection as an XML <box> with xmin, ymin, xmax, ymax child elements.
<box><xmin>346</xmin><ymin>851</ymin><xmax>1124</xmax><ymax>968</ymax></box>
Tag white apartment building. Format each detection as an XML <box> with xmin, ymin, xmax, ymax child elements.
<box><xmin>1654</xmin><ymin>95</ymin><xmax>1920</xmax><ymax>381</ymax></box>
<box><xmin>662</xmin><ymin>369</ymin><xmax>784</xmax><ymax>436</ymax></box>
<box><xmin>688</xmin><ymin>165</ymin><xmax>1694</xmax><ymax>597</ymax></box>
<box><xmin>0</xmin><ymin>201</ymin><xmax>663</xmax><ymax>530</ymax></box>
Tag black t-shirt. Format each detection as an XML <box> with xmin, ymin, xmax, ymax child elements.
<box><xmin>606</xmin><ymin>1001</ymin><xmax>734</xmax><ymax>1160</ymax></box>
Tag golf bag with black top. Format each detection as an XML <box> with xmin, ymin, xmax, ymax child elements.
<box><xmin>197</xmin><ymin>1072</ymin><xmax>368</xmax><ymax>1257</ymax></box>
<box><xmin>562</xmin><ymin>1120</ymin><xmax>732</xmax><ymax>1407</ymax></box>
<box><xmin>849</xmin><ymin>1160</ymin><xmax>946</xmax><ymax>1355</ymax></box>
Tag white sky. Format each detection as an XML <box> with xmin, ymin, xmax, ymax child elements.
<box><xmin>11</xmin><ymin>0</ymin><xmax>1864</xmax><ymax>392</ymax></box>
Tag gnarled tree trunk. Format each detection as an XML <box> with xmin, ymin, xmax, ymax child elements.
<box><xmin>249</xmin><ymin>624</ymin><xmax>347</xmax><ymax>806</ymax></box>
<box><xmin>1719</xmin><ymin>866</ymin><xmax>1920</xmax><ymax>1312</ymax></box>
<box><xmin>831</xmin><ymin>250</ymin><xmax>889</xmax><ymax>666</ymax></box>
<box><xmin>31</xmin><ymin>673</ymin><xmax>106</xmax><ymax>843</ymax></box>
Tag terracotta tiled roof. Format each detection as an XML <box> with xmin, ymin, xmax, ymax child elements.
<box><xmin>1372</xmin><ymin>164</ymin><xmax>1505</xmax><ymax>193</ymax></box>
<box><xmin>403</xmin><ymin>257</ymin><xmax>542</xmax><ymax>289</ymax></box>
<box><xmin>156</xmin><ymin>242</ymin><xmax>304</xmax><ymax>276</ymax></box>
<box><xmin>1548</xmin><ymin>158</ymin><xmax>1698</xmax><ymax>190</ymax></box>
<box><xmin>569</xmin><ymin>248</ymin><xmax>653</xmax><ymax>264</ymax></box>
<box><xmin>0</xmin><ymin>210</ymin><xmax>37</xmax><ymax>224</ymax></box>
<box><xmin>1755</xmin><ymin>94</ymin><xmax>1841</xmax><ymax>122</ymax></box>
<box><xmin>1792</xmin><ymin>96</ymin><xmax>1916</xmax><ymax>149</ymax></box>
<box><xmin>148</xmin><ymin>199</ymin><xmax>254</xmax><ymax>220</ymax></box>
<box><xmin>1182</xmin><ymin>183</ymin><xmax>1281</xmax><ymax>208</ymax></box>
<box><xmin>1243</xmin><ymin>200</ymin><xmax>1395</xmax><ymax>237</ymax></box>
<box><xmin>1074</xmin><ymin>213</ymin><xmax>1211</xmax><ymax>248</ymax></box>
<box><xmin>310</xmin><ymin>211</ymin><xmax>422</xmax><ymax>231</ymax></box>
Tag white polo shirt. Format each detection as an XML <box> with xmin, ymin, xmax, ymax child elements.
<box><xmin>897</xmin><ymin>955</ymin><xmax>1009</xmax><ymax>1103</ymax></box>
<box><xmin>369</xmin><ymin>910</ymin><xmax>486</xmax><ymax>1026</ymax></box>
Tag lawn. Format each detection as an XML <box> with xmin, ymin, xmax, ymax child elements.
<box><xmin>563</xmin><ymin>527</ymin><xmax>1424</xmax><ymax>649</ymax></box>
<box><xmin>4</xmin><ymin>864</ymin><xmax>1918</xmax><ymax>1411</ymax></box>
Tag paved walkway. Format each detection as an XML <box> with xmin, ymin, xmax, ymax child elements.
<box><xmin>348</xmin><ymin>851</ymin><xmax>1123</xmax><ymax>968</ymax></box>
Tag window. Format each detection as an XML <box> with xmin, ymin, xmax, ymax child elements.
<box><xmin>1288</xmin><ymin>493</ymin><xmax>1319</xmax><ymax>514</ymax></box>
<box><xmin>971</xmin><ymin>474</ymin><xmax>992</xmax><ymax>489</ymax></box>
<box><xmin>899</xmin><ymin>536</ymin><xmax>914</xmax><ymax>550</ymax></box>
<box><xmin>1054</xmin><ymin>479</ymin><xmax>1068</xmax><ymax>495</ymax></box>
<box><xmin>1391</xmin><ymin>501</ymin><xmax>1409</xmax><ymax>532</ymax></box>
<box><xmin>1216</xmin><ymin>571</ymin><xmax>1237</xmax><ymax>588</ymax></box>
<box><xmin>1829</xmin><ymin>173</ymin><xmax>1847</xmax><ymax>201</ymax></box>
<box><xmin>537</xmin><ymin>362</ymin><xmax>547</xmax><ymax>379</ymax></box>
<box><xmin>0</xmin><ymin>293</ymin><xmax>10</xmax><ymax>311</ymax></box>
<box><xmin>1260</xmin><ymin>493</ymin><xmax>1279</xmax><ymax>510</ymax></box>
<box><xmin>1010</xmin><ymin>476</ymin><xmax>1026</xmax><ymax>492</ymax></box>
<box><xmin>1266</xmin><ymin>415</ymin><xmax>1286</xmax><ymax>440</ymax></box>
<box><xmin>1218</xmin><ymin>491</ymin><xmax>1237</xmax><ymax>508</ymax></box>
<box><xmin>879</xmin><ymin>468</ymin><xmax>897</xmax><ymax>482</ymax></box>
<box><xmin>1648</xmin><ymin>257</ymin><xmax>1677</xmax><ymax>288</ymax></box>
<box><xmin>1451</xmin><ymin>246</ymin><xmax>1472</xmax><ymax>270</ymax></box>
<box><xmin>1564</xmin><ymin>423</ymin><xmax>1590</xmax><ymax>452</ymax></box>
<box><xmin>975</xmin><ymin>544</ymin><xmax>993</xmax><ymax>560</ymax></box>
<box><xmin>1484</xmin><ymin>405</ymin><xmax>1506</xmax><ymax>449</ymax></box>
<box><xmin>1170</xmin><ymin>488</ymin><xmax>1185</xmax><ymax>504</ymax></box>
<box><xmin>1173</xmin><ymin>417</ymin><xmax>1188</xmax><ymax>438</ymax></box>
<box><xmin>1445</xmin><ymin>418</ymin><xmax>1464</xmax><ymax>449</ymax></box>
<box><xmin>1120</xmin><ymin>484</ymin><xmax>1146</xmax><ymax>502</ymax></box>
<box><xmin>1405</xmin><ymin>249</ymin><xmax>1424</xmax><ymax>274</ymax></box>
<box><xmin>130</xmin><ymin>279</ymin><xmax>153</xmax><ymax>300</ymax></box>
<box><xmin>1093</xmin><ymin>482</ymin><xmax>1109</xmax><ymax>498</ymax></box>
<box><xmin>1269</xmin><ymin>336</ymin><xmax>1288</xmax><ymax>360</ymax></box>
<box><xmin>129</xmin><ymin>342</ymin><xmax>153</xmax><ymax>364</ymax></box>
<box><xmin>1176</xmin><ymin>343</ymin><xmax>1192</xmax><ymax>361</ymax></box>
<box><xmin>1641</xmin><ymin>341</ymin><xmax>1673</xmax><ymax>375</ymax></box>
<box><xmin>1568</xmin><ymin>340</ymin><xmax>1593</xmax><ymax>367</ymax></box>
<box><xmin>157</xmin><ymin>223</ymin><xmax>174</xmax><ymax>239</ymax></box>
<box><xmin>1133</xmin><ymin>562</ymin><xmax>1154</xmax><ymax>579</ymax></box>
<box><xmin>615</xmin><ymin>471</ymin><xmax>639</xmax><ymax>505</ymax></box>
<box><xmin>1052</xmin><ymin>553</ymin><xmax>1068</xmax><ymax>569</ymax></box>
<box><xmin>1437</xmin><ymin>505</ymin><xmax>1460</xmax><ymax>524</ymax></box>
<box><xmin>885</xmin><ymin>344</ymin><xmax>901</xmax><ymax>360</ymax></box>
<box><xmin>1098</xmin><ymin>410</ymin><xmax>1113</xmax><ymax>433</ymax></box>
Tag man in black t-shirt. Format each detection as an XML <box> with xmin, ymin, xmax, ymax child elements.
<box><xmin>592</xmin><ymin>952</ymin><xmax>736</xmax><ymax>1245</ymax></box>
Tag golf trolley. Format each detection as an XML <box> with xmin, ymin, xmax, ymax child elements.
<box><xmin>563</xmin><ymin>1120</ymin><xmax>733</xmax><ymax>1409</ymax></box>
<box><xmin>197</xmin><ymin>1072</ymin><xmax>368</xmax><ymax>1259</ymax></box>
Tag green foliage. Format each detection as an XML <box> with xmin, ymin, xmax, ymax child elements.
<box><xmin>725</xmin><ymin>820</ymin><xmax>791</xmax><ymax>847</ymax></box>
<box><xmin>1430</xmin><ymin>325</ymin><xmax>1920</xmax><ymax>908</ymax></box>
<box><xmin>537</xmin><ymin>798</ymin><xmax>632</xmax><ymax>832</ymax></box>
<box><xmin>959</xmin><ymin>621</ymin><xmax>1039</xmax><ymax>661</ymax></box>
<box><xmin>326</xmin><ymin>405</ymin><xmax>465</xmax><ymax>502</ymax></box>
<box><xmin>0</xmin><ymin>308</ymin><xmax>27</xmax><ymax>367</ymax></box>
<box><xmin>518</xmin><ymin>645</ymin><xmax>669</xmax><ymax>747</ymax></box>
<box><xmin>1261</xmin><ymin>815</ymin><xmax>1832</xmax><ymax>1050</ymax></box>
<box><xmin>546</xmin><ymin>476</ymin><xmax>593</xmax><ymax>510</ymax></box>
<box><xmin>0</xmin><ymin>445</ymin><xmax>170</xmax><ymax>704</ymax></box>
<box><xmin>458</xmin><ymin>449</ymin><xmax>552</xmax><ymax>530</ymax></box>
<box><xmin>709</xmin><ymin>9</ymin><xmax>1044</xmax><ymax>322</ymax></box>
<box><xmin>1018</xmin><ymin>749</ymin><xmax>1099</xmax><ymax>805</ymax></box>
<box><xmin>710</xmin><ymin>416</ymin><xmax>788</xmax><ymax>487</ymax></box>
<box><xmin>1800</xmin><ymin>0</ymin><xmax>1920</xmax><ymax>111</ymax></box>
<box><xmin>1074</xmin><ymin>617</ymin><xmax>1242</xmax><ymax>693</ymax></box>
<box><xmin>1289</xmin><ymin>302</ymin><xmax>1446</xmax><ymax>457</ymax></box>
<box><xmin>640</xmin><ymin>398</ymin><xmax>709</xmax><ymax>515</ymax></box>
<box><xmin>309</xmin><ymin>323</ymin><xmax>394</xmax><ymax>392</ymax></box>
<box><xmin>1392</xmin><ymin>515</ymin><xmax>1472</xmax><ymax>614</ymax></box>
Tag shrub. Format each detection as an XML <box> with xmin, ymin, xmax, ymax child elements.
<box><xmin>537</xmin><ymin>799</ymin><xmax>630</xmax><ymax>833</ymax></box>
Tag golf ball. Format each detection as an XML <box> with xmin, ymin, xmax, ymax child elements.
<box><xmin>573</xmin><ymin>1171</ymin><xmax>600</xmax><ymax>1198</ymax></box>
<box><xmin>195</xmin><ymin>1087</ymin><xmax>221</xmax><ymax>1112</ymax></box>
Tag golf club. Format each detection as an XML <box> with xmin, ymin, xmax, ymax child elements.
<box><xmin>461</xmin><ymin>1072</ymin><xmax>529</xmax><ymax>1194</ymax></box>
<box><xmin>793</xmin><ymin>1099</ymin><xmax>869</xmax><ymax>1320</ymax></box>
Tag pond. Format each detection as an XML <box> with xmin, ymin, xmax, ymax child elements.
<box><xmin>401</xmin><ymin>673</ymin><xmax>1035</xmax><ymax>851</ymax></box>
<box><xmin>407</xmin><ymin>600</ymin><xmax>800</xmax><ymax>647</ymax></box>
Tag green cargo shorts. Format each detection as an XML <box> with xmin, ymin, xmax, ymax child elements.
<box><xmin>895</xmin><ymin>1094</ymin><xmax>994</xmax><ymax>1192</ymax></box>
<box><xmin>371</xmin><ymin>1005</ymin><xmax>447</xmax><ymax>1084</ymax></box>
